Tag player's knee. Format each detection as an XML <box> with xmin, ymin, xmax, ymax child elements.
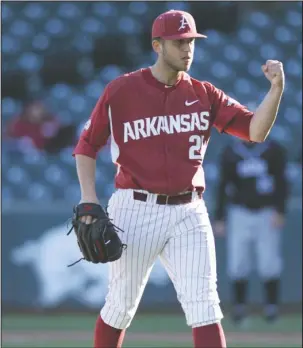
<box><xmin>259</xmin><ymin>268</ymin><xmax>282</xmax><ymax>279</ymax></box>
<box><xmin>180</xmin><ymin>288</ymin><xmax>223</xmax><ymax>327</ymax></box>
<box><xmin>184</xmin><ymin>300</ymin><xmax>224</xmax><ymax>327</ymax></box>
<box><xmin>258</xmin><ymin>259</ymin><xmax>282</xmax><ymax>279</ymax></box>
<box><xmin>100</xmin><ymin>302</ymin><xmax>137</xmax><ymax>329</ymax></box>
<box><xmin>228</xmin><ymin>264</ymin><xmax>250</xmax><ymax>279</ymax></box>
<box><xmin>191</xmin><ymin>318</ymin><xmax>223</xmax><ymax>328</ymax></box>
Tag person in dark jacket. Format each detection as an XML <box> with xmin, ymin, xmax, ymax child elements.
<box><xmin>214</xmin><ymin>138</ymin><xmax>288</xmax><ymax>324</ymax></box>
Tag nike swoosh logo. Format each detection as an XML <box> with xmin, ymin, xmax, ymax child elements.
<box><xmin>185</xmin><ymin>100</ymin><xmax>199</xmax><ymax>106</ymax></box>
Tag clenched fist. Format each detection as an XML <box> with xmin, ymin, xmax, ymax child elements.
<box><xmin>262</xmin><ymin>60</ymin><xmax>285</xmax><ymax>89</ymax></box>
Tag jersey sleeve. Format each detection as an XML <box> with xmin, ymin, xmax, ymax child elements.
<box><xmin>73</xmin><ymin>86</ymin><xmax>111</xmax><ymax>159</ymax></box>
<box><xmin>205</xmin><ymin>82</ymin><xmax>254</xmax><ymax>141</ymax></box>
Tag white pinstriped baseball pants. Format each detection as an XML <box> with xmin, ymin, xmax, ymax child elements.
<box><xmin>101</xmin><ymin>189</ymin><xmax>223</xmax><ymax>329</ymax></box>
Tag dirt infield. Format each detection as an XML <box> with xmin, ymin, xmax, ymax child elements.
<box><xmin>3</xmin><ymin>330</ymin><xmax>302</xmax><ymax>346</ymax></box>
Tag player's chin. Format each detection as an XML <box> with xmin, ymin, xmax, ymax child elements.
<box><xmin>180</xmin><ymin>60</ymin><xmax>192</xmax><ymax>72</ymax></box>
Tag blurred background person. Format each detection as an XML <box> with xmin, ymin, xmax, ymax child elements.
<box><xmin>4</xmin><ymin>99</ymin><xmax>76</xmax><ymax>154</ymax></box>
<box><xmin>213</xmin><ymin>139</ymin><xmax>289</xmax><ymax>325</ymax></box>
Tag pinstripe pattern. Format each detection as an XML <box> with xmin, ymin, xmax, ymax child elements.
<box><xmin>101</xmin><ymin>189</ymin><xmax>223</xmax><ymax>329</ymax></box>
<box><xmin>160</xmin><ymin>199</ymin><xmax>223</xmax><ymax>327</ymax></box>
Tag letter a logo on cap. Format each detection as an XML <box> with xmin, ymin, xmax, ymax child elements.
<box><xmin>178</xmin><ymin>15</ymin><xmax>190</xmax><ymax>31</ymax></box>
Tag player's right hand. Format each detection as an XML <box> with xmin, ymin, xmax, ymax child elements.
<box><xmin>79</xmin><ymin>198</ymin><xmax>100</xmax><ymax>224</ymax></box>
<box><xmin>213</xmin><ymin>221</ymin><xmax>225</xmax><ymax>237</ymax></box>
<box><xmin>81</xmin><ymin>215</ymin><xmax>94</xmax><ymax>224</ymax></box>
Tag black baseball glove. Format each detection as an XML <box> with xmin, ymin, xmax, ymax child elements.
<box><xmin>67</xmin><ymin>203</ymin><xmax>126</xmax><ymax>266</ymax></box>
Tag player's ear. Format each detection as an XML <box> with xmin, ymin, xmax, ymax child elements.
<box><xmin>152</xmin><ymin>38</ymin><xmax>163</xmax><ymax>54</ymax></box>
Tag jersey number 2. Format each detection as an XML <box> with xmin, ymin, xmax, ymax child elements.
<box><xmin>189</xmin><ymin>135</ymin><xmax>203</xmax><ymax>160</ymax></box>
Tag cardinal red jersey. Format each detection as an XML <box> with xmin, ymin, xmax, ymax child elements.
<box><xmin>73</xmin><ymin>68</ymin><xmax>254</xmax><ymax>195</ymax></box>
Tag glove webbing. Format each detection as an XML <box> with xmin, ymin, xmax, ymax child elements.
<box><xmin>66</xmin><ymin>218</ymin><xmax>125</xmax><ymax>267</ymax></box>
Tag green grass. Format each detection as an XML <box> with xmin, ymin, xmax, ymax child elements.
<box><xmin>2</xmin><ymin>313</ymin><xmax>302</xmax><ymax>348</ymax></box>
<box><xmin>3</xmin><ymin>342</ymin><xmax>92</xmax><ymax>348</ymax></box>
<box><xmin>3</xmin><ymin>342</ymin><xmax>302</xmax><ymax>348</ymax></box>
<box><xmin>3</xmin><ymin>314</ymin><xmax>97</xmax><ymax>331</ymax></box>
<box><xmin>234</xmin><ymin>345</ymin><xmax>301</xmax><ymax>348</ymax></box>
<box><xmin>3</xmin><ymin>313</ymin><xmax>302</xmax><ymax>332</ymax></box>
<box><xmin>222</xmin><ymin>313</ymin><xmax>302</xmax><ymax>332</ymax></box>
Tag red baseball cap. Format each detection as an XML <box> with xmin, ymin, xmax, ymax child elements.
<box><xmin>152</xmin><ymin>10</ymin><xmax>207</xmax><ymax>40</ymax></box>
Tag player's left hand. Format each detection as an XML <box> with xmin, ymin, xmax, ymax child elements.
<box><xmin>271</xmin><ymin>211</ymin><xmax>285</xmax><ymax>229</ymax></box>
<box><xmin>262</xmin><ymin>60</ymin><xmax>285</xmax><ymax>89</ymax></box>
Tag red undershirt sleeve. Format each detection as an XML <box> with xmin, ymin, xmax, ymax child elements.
<box><xmin>205</xmin><ymin>82</ymin><xmax>254</xmax><ymax>141</ymax></box>
<box><xmin>73</xmin><ymin>86</ymin><xmax>111</xmax><ymax>159</ymax></box>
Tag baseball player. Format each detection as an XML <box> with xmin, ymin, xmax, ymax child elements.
<box><xmin>73</xmin><ymin>10</ymin><xmax>285</xmax><ymax>348</ymax></box>
<box><xmin>214</xmin><ymin>139</ymin><xmax>288</xmax><ymax>325</ymax></box>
